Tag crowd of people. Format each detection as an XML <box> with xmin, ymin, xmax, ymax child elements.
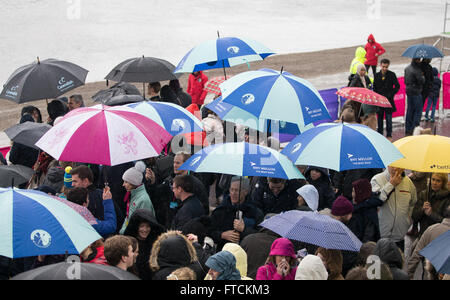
<box><xmin>0</xmin><ymin>34</ymin><xmax>449</xmax><ymax>281</ymax></box>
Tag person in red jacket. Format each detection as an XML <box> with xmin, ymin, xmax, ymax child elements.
<box><xmin>187</xmin><ymin>71</ymin><xmax>208</xmax><ymax>108</ymax></box>
<box><xmin>364</xmin><ymin>34</ymin><xmax>385</xmax><ymax>76</ymax></box>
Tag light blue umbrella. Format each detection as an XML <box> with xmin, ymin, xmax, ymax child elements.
<box><xmin>178</xmin><ymin>142</ymin><xmax>304</xmax><ymax>180</ymax></box>
<box><xmin>402</xmin><ymin>44</ymin><xmax>444</xmax><ymax>59</ymax></box>
<box><xmin>126</xmin><ymin>101</ymin><xmax>204</xmax><ymax>136</ymax></box>
<box><xmin>219</xmin><ymin>68</ymin><xmax>331</xmax><ymax>128</ymax></box>
<box><xmin>419</xmin><ymin>230</ymin><xmax>450</xmax><ymax>274</ymax></box>
<box><xmin>259</xmin><ymin>210</ymin><xmax>362</xmax><ymax>252</ymax></box>
<box><xmin>206</xmin><ymin>97</ymin><xmax>314</xmax><ymax>142</ymax></box>
<box><xmin>281</xmin><ymin>123</ymin><xmax>404</xmax><ymax>171</ymax></box>
<box><xmin>0</xmin><ymin>188</ymin><xmax>101</xmax><ymax>258</ymax></box>
<box><xmin>174</xmin><ymin>36</ymin><xmax>274</xmax><ymax>74</ymax></box>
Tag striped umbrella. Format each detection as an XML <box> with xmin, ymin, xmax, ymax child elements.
<box><xmin>179</xmin><ymin>142</ymin><xmax>304</xmax><ymax>180</ymax></box>
<box><xmin>260</xmin><ymin>210</ymin><xmax>362</xmax><ymax>252</ymax></box>
<box><xmin>219</xmin><ymin>68</ymin><xmax>331</xmax><ymax>128</ymax></box>
<box><xmin>0</xmin><ymin>188</ymin><xmax>101</xmax><ymax>258</ymax></box>
<box><xmin>281</xmin><ymin>123</ymin><xmax>404</xmax><ymax>171</ymax></box>
<box><xmin>125</xmin><ymin>101</ymin><xmax>204</xmax><ymax>136</ymax></box>
<box><xmin>35</xmin><ymin>105</ymin><xmax>172</xmax><ymax>166</ymax></box>
<box><xmin>174</xmin><ymin>36</ymin><xmax>274</xmax><ymax>74</ymax></box>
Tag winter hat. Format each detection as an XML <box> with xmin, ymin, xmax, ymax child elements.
<box><xmin>352</xmin><ymin>179</ymin><xmax>372</xmax><ymax>204</ymax></box>
<box><xmin>122</xmin><ymin>161</ymin><xmax>146</xmax><ymax>186</ymax></box>
<box><xmin>331</xmin><ymin>196</ymin><xmax>354</xmax><ymax>216</ymax></box>
<box><xmin>295</xmin><ymin>255</ymin><xmax>328</xmax><ymax>280</ymax></box>
<box><xmin>64</xmin><ymin>166</ymin><xmax>73</xmax><ymax>188</ymax></box>
<box><xmin>269</xmin><ymin>238</ymin><xmax>296</xmax><ymax>259</ymax></box>
<box><xmin>296</xmin><ymin>184</ymin><xmax>319</xmax><ymax>211</ymax></box>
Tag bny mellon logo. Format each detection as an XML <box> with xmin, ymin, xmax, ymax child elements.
<box><xmin>347</xmin><ymin>153</ymin><xmax>354</xmax><ymax>159</ymax></box>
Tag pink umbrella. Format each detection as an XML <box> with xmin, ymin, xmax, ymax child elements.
<box><xmin>336</xmin><ymin>87</ymin><xmax>392</xmax><ymax>108</ymax></box>
<box><xmin>36</xmin><ymin>104</ymin><xmax>172</xmax><ymax>166</ymax></box>
<box><xmin>52</xmin><ymin>196</ymin><xmax>98</xmax><ymax>225</ymax></box>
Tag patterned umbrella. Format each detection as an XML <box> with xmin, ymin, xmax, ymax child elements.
<box><xmin>52</xmin><ymin>196</ymin><xmax>97</xmax><ymax>225</ymax></box>
<box><xmin>204</xmin><ymin>76</ymin><xmax>232</xmax><ymax>95</ymax></box>
<box><xmin>336</xmin><ymin>87</ymin><xmax>391</xmax><ymax>108</ymax></box>
<box><xmin>260</xmin><ymin>210</ymin><xmax>362</xmax><ymax>252</ymax></box>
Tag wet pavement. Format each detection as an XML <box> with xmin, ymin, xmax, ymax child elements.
<box><xmin>391</xmin><ymin>113</ymin><xmax>450</xmax><ymax>142</ymax></box>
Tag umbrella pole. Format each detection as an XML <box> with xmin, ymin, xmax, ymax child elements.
<box><xmin>143</xmin><ymin>83</ymin><xmax>146</xmax><ymax>99</ymax></box>
<box><xmin>217</xmin><ymin>30</ymin><xmax>228</xmax><ymax>80</ymax></box>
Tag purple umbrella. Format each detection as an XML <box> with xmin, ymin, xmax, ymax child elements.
<box><xmin>259</xmin><ymin>210</ymin><xmax>362</xmax><ymax>252</ymax></box>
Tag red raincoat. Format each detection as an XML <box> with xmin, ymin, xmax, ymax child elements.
<box><xmin>187</xmin><ymin>71</ymin><xmax>208</xmax><ymax>106</ymax></box>
<box><xmin>364</xmin><ymin>34</ymin><xmax>385</xmax><ymax>66</ymax></box>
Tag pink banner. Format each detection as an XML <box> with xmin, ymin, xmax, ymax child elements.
<box><xmin>442</xmin><ymin>72</ymin><xmax>450</xmax><ymax>109</ymax></box>
<box><xmin>392</xmin><ymin>76</ymin><xmax>406</xmax><ymax>118</ymax></box>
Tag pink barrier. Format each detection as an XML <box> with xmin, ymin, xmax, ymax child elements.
<box><xmin>442</xmin><ymin>73</ymin><xmax>450</xmax><ymax>109</ymax></box>
<box><xmin>392</xmin><ymin>77</ymin><xmax>406</xmax><ymax>118</ymax></box>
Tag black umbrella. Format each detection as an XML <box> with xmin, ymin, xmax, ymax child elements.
<box><xmin>0</xmin><ymin>165</ymin><xmax>35</xmax><ymax>188</ymax></box>
<box><xmin>103</xmin><ymin>94</ymin><xmax>145</xmax><ymax>106</ymax></box>
<box><xmin>105</xmin><ymin>56</ymin><xmax>182</xmax><ymax>97</ymax></box>
<box><xmin>4</xmin><ymin>121</ymin><xmax>52</xmax><ymax>150</ymax></box>
<box><xmin>92</xmin><ymin>82</ymin><xmax>141</xmax><ymax>103</ymax></box>
<box><xmin>11</xmin><ymin>262</ymin><xmax>141</xmax><ymax>280</ymax></box>
<box><xmin>0</xmin><ymin>58</ymin><xmax>89</xmax><ymax>104</ymax></box>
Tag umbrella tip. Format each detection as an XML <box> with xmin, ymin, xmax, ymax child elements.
<box><xmin>37</xmin><ymin>57</ymin><xmax>40</xmax><ymax>64</ymax></box>
<box><xmin>217</xmin><ymin>30</ymin><xmax>220</xmax><ymax>38</ymax></box>
<box><xmin>280</xmin><ymin>66</ymin><xmax>284</xmax><ymax>74</ymax></box>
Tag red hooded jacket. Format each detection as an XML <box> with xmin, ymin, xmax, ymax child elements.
<box><xmin>364</xmin><ymin>34</ymin><xmax>385</xmax><ymax>66</ymax></box>
<box><xmin>187</xmin><ymin>71</ymin><xmax>208</xmax><ymax>105</ymax></box>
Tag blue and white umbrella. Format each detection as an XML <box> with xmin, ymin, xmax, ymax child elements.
<box><xmin>0</xmin><ymin>188</ymin><xmax>101</xmax><ymax>258</ymax></box>
<box><xmin>219</xmin><ymin>68</ymin><xmax>331</xmax><ymax>128</ymax></box>
<box><xmin>281</xmin><ymin>123</ymin><xmax>404</xmax><ymax>171</ymax></box>
<box><xmin>178</xmin><ymin>142</ymin><xmax>304</xmax><ymax>180</ymax></box>
<box><xmin>126</xmin><ymin>101</ymin><xmax>204</xmax><ymax>136</ymax></box>
<box><xmin>402</xmin><ymin>44</ymin><xmax>444</xmax><ymax>59</ymax></box>
<box><xmin>419</xmin><ymin>230</ymin><xmax>450</xmax><ymax>274</ymax></box>
<box><xmin>174</xmin><ymin>36</ymin><xmax>274</xmax><ymax>73</ymax></box>
<box><xmin>260</xmin><ymin>210</ymin><xmax>362</xmax><ymax>252</ymax></box>
<box><xmin>206</xmin><ymin>97</ymin><xmax>314</xmax><ymax>142</ymax></box>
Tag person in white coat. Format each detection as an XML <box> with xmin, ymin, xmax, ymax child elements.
<box><xmin>295</xmin><ymin>255</ymin><xmax>328</xmax><ymax>280</ymax></box>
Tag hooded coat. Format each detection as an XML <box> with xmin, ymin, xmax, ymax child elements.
<box><xmin>205</xmin><ymin>251</ymin><xmax>241</xmax><ymax>280</ymax></box>
<box><xmin>120</xmin><ymin>184</ymin><xmax>155</xmax><ymax>234</ymax></box>
<box><xmin>123</xmin><ymin>209</ymin><xmax>165</xmax><ymax>280</ymax></box>
<box><xmin>305</xmin><ymin>167</ymin><xmax>335</xmax><ymax>210</ymax></box>
<box><xmin>349</xmin><ymin>47</ymin><xmax>367</xmax><ymax>74</ymax></box>
<box><xmin>222</xmin><ymin>243</ymin><xmax>252</xmax><ymax>280</ymax></box>
<box><xmin>187</xmin><ymin>71</ymin><xmax>208</xmax><ymax>106</ymax></box>
<box><xmin>295</xmin><ymin>255</ymin><xmax>328</xmax><ymax>280</ymax></box>
<box><xmin>9</xmin><ymin>114</ymin><xmax>39</xmax><ymax>168</ymax></box>
<box><xmin>405</xmin><ymin>60</ymin><xmax>426</xmax><ymax>96</ymax></box>
<box><xmin>255</xmin><ymin>238</ymin><xmax>298</xmax><ymax>280</ymax></box>
<box><xmin>373</xmin><ymin>238</ymin><xmax>409</xmax><ymax>280</ymax></box>
<box><xmin>149</xmin><ymin>231</ymin><xmax>205</xmax><ymax>280</ymax></box>
<box><xmin>428</xmin><ymin>67</ymin><xmax>442</xmax><ymax>99</ymax></box>
<box><xmin>42</xmin><ymin>166</ymin><xmax>65</xmax><ymax>193</ymax></box>
<box><xmin>364</xmin><ymin>34</ymin><xmax>385</xmax><ymax>66</ymax></box>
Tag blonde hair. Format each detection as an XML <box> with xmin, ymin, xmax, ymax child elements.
<box><xmin>432</xmin><ymin>173</ymin><xmax>448</xmax><ymax>191</ymax></box>
<box><xmin>167</xmin><ymin>267</ymin><xmax>196</xmax><ymax>280</ymax></box>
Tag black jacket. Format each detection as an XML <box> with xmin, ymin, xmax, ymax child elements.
<box><xmin>348</xmin><ymin>194</ymin><xmax>383</xmax><ymax>243</ymax></box>
<box><xmin>208</xmin><ymin>195</ymin><xmax>263</xmax><ymax>250</ymax></box>
<box><xmin>429</xmin><ymin>68</ymin><xmax>442</xmax><ymax>99</ymax></box>
<box><xmin>404</xmin><ymin>61</ymin><xmax>426</xmax><ymax>96</ymax></box>
<box><xmin>420</xmin><ymin>62</ymin><xmax>434</xmax><ymax>100</ymax></box>
<box><xmin>305</xmin><ymin>167</ymin><xmax>335</xmax><ymax>210</ymax></box>
<box><xmin>373</xmin><ymin>238</ymin><xmax>409</xmax><ymax>280</ymax></box>
<box><xmin>373</xmin><ymin>70</ymin><xmax>400</xmax><ymax>112</ymax></box>
<box><xmin>123</xmin><ymin>209</ymin><xmax>165</xmax><ymax>280</ymax></box>
<box><xmin>171</xmin><ymin>195</ymin><xmax>205</xmax><ymax>231</ymax></box>
<box><xmin>87</xmin><ymin>186</ymin><xmax>104</xmax><ymax>220</ymax></box>
<box><xmin>333</xmin><ymin>168</ymin><xmax>383</xmax><ymax>201</ymax></box>
<box><xmin>174</xmin><ymin>89</ymin><xmax>192</xmax><ymax>108</ymax></box>
<box><xmin>350</xmin><ymin>74</ymin><xmax>373</xmax><ymax>89</ymax></box>
<box><xmin>9</xmin><ymin>115</ymin><xmax>39</xmax><ymax>168</ymax></box>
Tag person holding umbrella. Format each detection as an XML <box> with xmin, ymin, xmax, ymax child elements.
<box><xmin>8</xmin><ymin>114</ymin><xmax>40</xmax><ymax>169</ymax></box>
<box><xmin>404</xmin><ymin>58</ymin><xmax>426</xmax><ymax>136</ymax></box>
<box><xmin>148</xmin><ymin>82</ymin><xmax>162</xmax><ymax>101</ymax></box>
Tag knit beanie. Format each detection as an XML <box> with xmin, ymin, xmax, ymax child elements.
<box><xmin>352</xmin><ymin>179</ymin><xmax>372</xmax><ymax>204</ymax></box>
<box><xmin>122</xmin><ymin>161</ymin><xmax>146</xmax><ymax>186</ymax></box>
<box><xmin>64</xmin><ymin>166</ymin><xmax>72</xmax><ymax>188</ymax></box>
<box><xmin>331</xmin><ymin>196</ymin><xmax>354</xmax><ymax>216</ymax></box>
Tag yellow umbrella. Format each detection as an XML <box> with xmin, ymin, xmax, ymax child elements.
<box><xmin>389</xmin><ymin>135</ymin><xmax>450</xmax><ymax>173</ymax></box>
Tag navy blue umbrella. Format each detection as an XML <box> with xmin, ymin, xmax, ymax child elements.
<box><xmin>402</xmin><ymin>44</ymin><xmax>444</xmax><ymax>59</ymax></box>
<box><xmin>259</xmin><ymin>210</ymin><xmax>362</xmax><ymax>252</ymax></box>
<box><xmin>419</xmin><ymin>230</ymin><xmax>450</xmax><ymax>274</ymax></box>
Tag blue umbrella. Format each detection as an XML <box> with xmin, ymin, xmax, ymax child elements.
<box><xmin>174</xmin><ymin>36</ymin><xmax>274</xmax><ymax>74</ymax></box>
<box><xmin>206</xmin><ymin>97</ymin><xmax>314</xmax><ymax>142</ymax></box>
<box><xmin>126</xmin><ymin>101</ymin><xmax>204</xmax><ymax>136</ymax></box>
<box><xmin>419</xmin><ymin>230</ymin><xmax>450</xmax><ymax>274</ymax></box>
<box><xmin>219</xmin><ymin>68</ymin><xmax>331</xmax><ymax>128</ymax></box>
<box><xmin>402</xmin><ymin>44</ymin><xmax>444</xmax><ymax>59</ymax></box>
<box><xmin>178</xmin><ymin>142</ymin><xmax>304</xmax><ymax>180</ymax></box>
<box><xmin>259</xmin><ymin>210</ymin><xmax>362</xmax><ymax>252</ymax></box>
<box><xmin>281</xmin><ymin>123</ymin><xmax>404</xmax><ymax>171</ymax></box>
<box><xmin>0</xmin><ymin>188</ymin><xmax>101</xmax><ymax>258</ymax></box>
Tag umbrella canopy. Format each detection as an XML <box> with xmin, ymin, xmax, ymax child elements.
<box><xmin>0</xmin><ymin>188</ymin><xmax>101</xmax><ymax>258</ymax></box>
<box><xmin>179</xmin><ymin>142</ymin><xmax>304</xmax><ymax>180</ymax></box>
<box><xmin>126</xmin><ymin>101</ymin><xmax>204</xmax><ymax>136</ymax></box>
<box><xmin>204</xmin><ymin>76</ymin><xmax>232</xmax><ymax>95</ymax></box>
<box><xmin>0</xmin><ymin>165</ymin><xmax>35</xmax><ymax>188</ymax></box>
<box><xmin>11</xmin><ymin>261</ymin><xmax>140</xmax><ymax>280</ymax></box>
<box><xmin>281</xmin><ymin>123</ymin><xmax>404</xmax><ymax>171</ymax></box>
<box><xmin>52</xmin><ymin>196</ymin><xmax>97</xmax><ymax>225</ymax></box>
<box><xmin>4</xmin><ymin>121</ymin><xmax>52</xmax><ymax>150</ymax></box>
<box><xmin>259</xmin><ymin>210</ymin><xmax>363</xmax><ymax>252</ymax></box>
<box><xmin>419</xmin><ymin>230</ymin><xmax>450</xmax><ymax>275</ymax></box>
<box><xmin>174</xmin><ymin>36</ymin><xmax>274</xmax><ymax>73</ymax></box>
<box><xmin>35</xmin><ymin>105</ymin><xmax>172</xmax><ymax>166</ymax></box>
<box><xmin>0</xmin><ymin>58</ymin><xmax>88</xmax><ymax>104</ymax></box>
<box><xmin>402</xmin><ymin>44</ymin><xmax>444</xmax><ymax>59</ymax></box>
<box><xmin>105</xmin><ymin>56</ymin><xmax>181</xmax><ymax>83</ymax></box>
<box><xmin>336</xmin><ymin>87</ymin><xmax>391</xmax><ymax>108</ymax></box>
<box><xmin>219</xmin><ymin>68</ymin><xmax>330</xmax><ymax>128</ymax></box>
<box><xmin>103</xmin><ymin>94</ymin><xmax>145</xmax><ymax>106</ymax></box>
<box><xmin>92</xmin><ymin>82</ymin><xmax>141</xmax><ymax>103</ymax></box>
<box><xmin>389</xmin><ymin>135</ymin><xmax>450</xmax><ymax>173</ymax></box>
